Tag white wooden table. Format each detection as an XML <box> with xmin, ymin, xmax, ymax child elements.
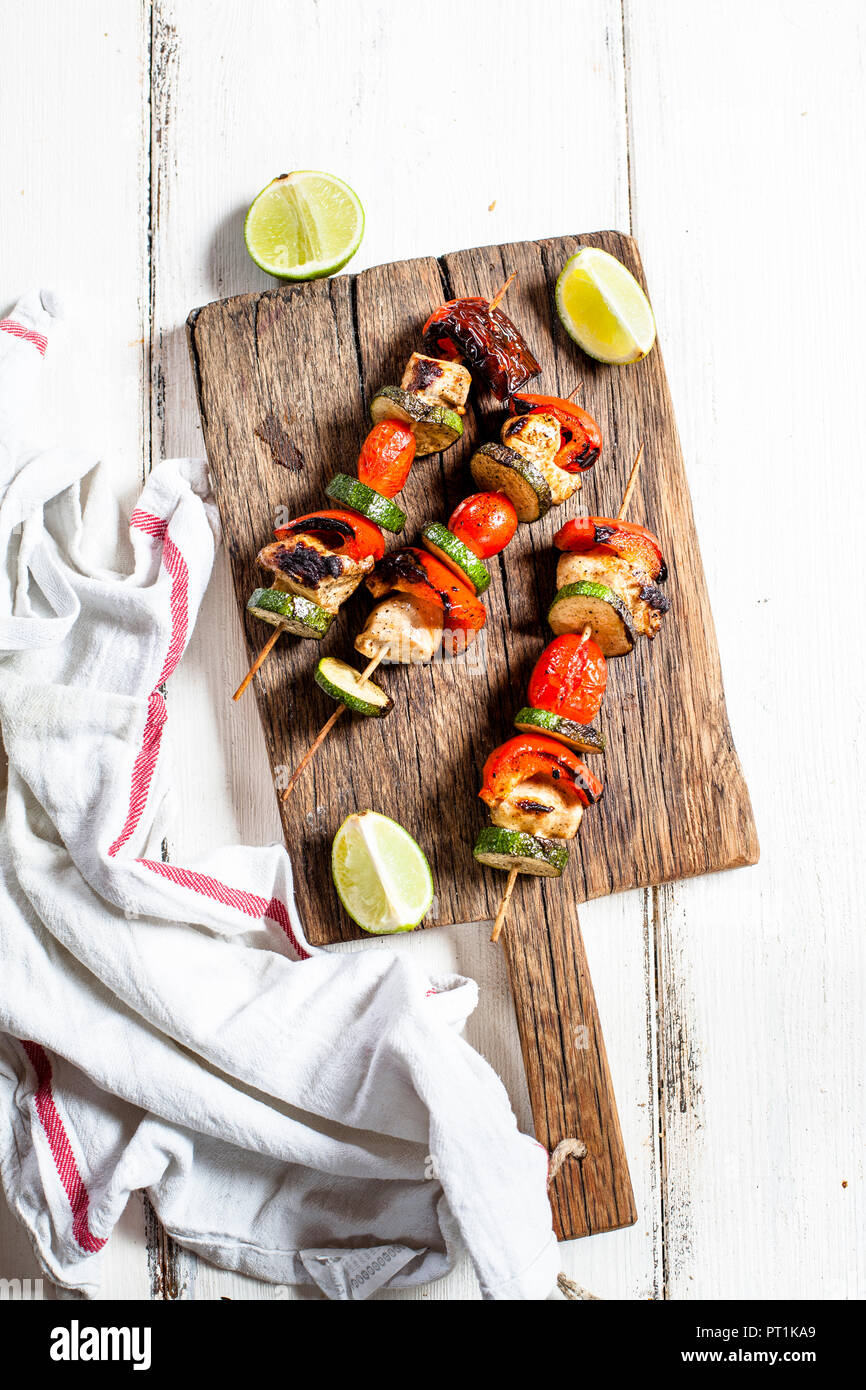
<box><xmin>2</xmin><ymin>0</ymin><xmax>863</xmax><ymax>1301</ymax></box>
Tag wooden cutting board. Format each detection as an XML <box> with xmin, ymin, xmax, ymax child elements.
<box><xmin>188</xmin><ymin>231</ymin><xmax>758</xmax><ymax>1241</ymax></box>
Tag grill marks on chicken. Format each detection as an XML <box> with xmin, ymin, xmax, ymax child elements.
<box><xmin>400</xmin><ymin>352</ymin><xmax>471</xmax><ymax>413</ymax></box>
<box><xmin>500</xmin><ymin>412</ymin><xmax>581</xmax><ymax>505</ymax></box>
<box><xmin>489</xmin><ymin>775</ymin><xmax>586</xmax><ymax>840</ymax></box>
<box><xmin>257</xmin><ymin>536</ymin><xmax>374</xmax><ymax>613</ymax></box>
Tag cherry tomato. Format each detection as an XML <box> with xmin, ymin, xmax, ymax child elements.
<box><xmin>357</xmin><ymin>420</ymin><xmax>416</xmax><ymax>498</ymax></box>
<box><xmin>275</xmin><ymin>508</ymin><xmax>384</xmax><ymax>562</ymax></box>
<box><xmin>479</xmin><ymin>735</ymin><xmax>603</xmax><ymax>808</ymax></box>
<box><xmin>448</xmin><ymin>492</ymin><xmax>518</xmax><ymax>558</ymax></box>
<box><xmin>527</xmin><ymin>635</ymin><xmax>608</xmax><ymax>725</ymax></box>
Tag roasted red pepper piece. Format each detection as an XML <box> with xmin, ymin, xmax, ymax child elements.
<box><xmin>367</xmin><ymin>549</ymin><xmax>445</xmax><ymax>611</ymax></box>
<box><xmin>275</xmin><ymin>508</ymin><xmax>385</xmax><ymax>563</ymax></box>
<box><xmin>357</xmin><ymin>420</ymin><xmax>416</xmax><ymax>497</ymax></box>
<box><xmin>527</xmin><ymin>635</ymin><xmax>608</xmax><ymax>724</ymax></box>
<box><xmin>422</xmin><ymin>296</ymin><xmax>540</xmax><ymax>401</ymax></box>
<box><xmin>553</xmin><ymin>516</ymin><xmax>667</xmax><ymax>581</ymax></box>
<box><xmin>411</xmin><ymin>548</ymin><xmax>487</xmax><ymax>636</ymax></box>
<box><xmin>480</xmin><ymin>734</ymin><xmax>603</xmax><ymax>808</ymax></box>
<box><xmin>448</xmin><ymin>491</ymin><xmax>518</xmax><ymax>558</ymax></box>
<box><xmin>511</xmin><ymin>393</ymin><xmax>603</xmax><ymax>473</ymax></box>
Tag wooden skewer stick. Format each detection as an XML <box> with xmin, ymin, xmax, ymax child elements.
<box><xmin>564</xmin><ymin>381</ymin><xmax>583</xmax><ymax>401</ymax></box>
<box><xmin>280</xmin><ymin>648</ymin><xmax>386</xmax><ymax>802</ymax></box>
<box><xmin>490</xmin><ymin>866</ymin><xmax>518</xmax><ymax>944</ymax></box>
<box><xmin>617</xmin><ymin>442</ymin><xmax>645</xmax><ymax>520</ymax></box>
<box><xmin>488</xmin><ymin>272</ymin><xmax>516</xmax><ymax>312</ymax></box>
<box><xmin>490</xmin><ymin>447</ymin><xmax>645</xmax><ymax>943</ymax></box>
<box><xmin>232</xmin><ymin>626</ymin><xmax>282</xmax><ymax>702</ymax></box>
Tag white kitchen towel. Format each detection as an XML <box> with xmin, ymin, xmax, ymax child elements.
<box><xmin>0</xmin><ymin>291</ymin><xmax>559</xmax><ymax>1300</ymax></box>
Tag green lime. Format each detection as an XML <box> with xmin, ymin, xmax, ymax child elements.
<box><xmin>331</xmin><ymin>811</ymin><xmax>434</xmax><ymax>934</ymax></box>
<box><xmin>244</xmin><ymin>170</ymin><xmax>364</xmax><ymax>280</ymax></box>
<box><xmin>556</xmin><ymin>246</ymin><xmax>656</xmax><ymax>364</ymax></box>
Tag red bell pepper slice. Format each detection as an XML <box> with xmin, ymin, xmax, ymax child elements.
<box><xmin>411</xmin><ymin>549</ymin><xmax>487</xmax><ymax>635</ymax></box>
<box><xmin>527</xmin><ymin>635</ymin><xmax>608</xmax><ymax>725</ymax></box>
<box><xmin>480</xmin><ymin>734</ymin><xmax>603</xmax><ymax>809</ymax></box>
<box><xmin>421</xmin><ymin>297</ymin><xmax>540</xmax><ymax>401</ymax></box>
<box><xmin>553</xmin><ymin>516</ymin><xmax>666</xmax><ymax>581</ymax></box>
<box><xmin>275</xmin><ymin>508</ymin><xmax>385</xmax><ymax>563</ymax></box>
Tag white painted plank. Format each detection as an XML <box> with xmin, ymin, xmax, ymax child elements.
<box><xmin>0</xmin><ymin>0</ymin><xmax>154</xmax><ymax>1299</ymax></box>
<box><xmin>153</xmin><ymin>0</ymin><xmax>657</xmax><ymax>1299</ymax></box>
<box><xmin>625</xmin><ymin>0</ymin><xmax>866</xmax><ymax>1297</ymax></box>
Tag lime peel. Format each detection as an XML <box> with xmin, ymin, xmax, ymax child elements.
<box><xmin>556</xmin><ymin>246</ymin><xmax>656</xmax><ymax>365</ymax></box>
<box><xmin>244</xmin><ymin>170</ymin><xmax>364</xmax><ymax>281</ymax></box>
<box><xmin>332</xmin><ymin>811</ymin><xmax>434</xmax><ymax>935</ymax></box>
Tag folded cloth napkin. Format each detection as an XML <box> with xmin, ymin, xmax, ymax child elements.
<box><xmin>0</xmin><ymin>291</ymin><xmax>559</xmax><ymax>1300</ymax></box>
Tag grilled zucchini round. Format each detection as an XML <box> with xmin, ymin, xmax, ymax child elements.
<box><xmin>469</xmin><ymin>442</ymin><xmax>551</xmax><ymax>523</ymax></box>
<box><xmin>370</xmin><ymin>386</ymin><xmax>463</xmax><ymax>456</ymax></box>
<box><xmin>473</xmin><ymin>826</ymin><xmax>568</xmax><ymax>877</ymax></box>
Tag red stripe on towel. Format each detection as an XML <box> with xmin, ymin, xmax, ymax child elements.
<box><xmin>139</xmin><ymin>859</ymin><xmax>310</xmax><ymax>960</ymax></box>
<box><xmin>0</xmin><ymin>318</ymin><xmax>48</xmax><ymax>355</ymax></box>
<box><xmin>108</xmin><ymin>515</ymin><xmax>188</xmax><ymax>856</ymax></box>
<box><xmin>20</xmin><ymin>1041</ymin><xmax>106</xmax><ymax>1252</ymax></box>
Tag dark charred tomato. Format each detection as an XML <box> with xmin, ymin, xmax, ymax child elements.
<box><xmin>421</xmin><ymin>297</ymin><xmax>540</xmax><ymax>401</ymax></box>
<box><xmin>275</xmin><ymin>508</ymin><xmax>385</xmax><ymax>562</ymax></box>
<box><xmin>411</xmin><ymin>549</ymin><xmax>487</xmax><ymax>637</ymax></box>
<box><xmin>357</xmin><ymin>421</ymin><xmax>416</xmax><ymax>497</ymax></box>
<box><xmin>553</xmin><ymin>516</ymin><xmax>666</xmax><ymax>581</ymax></box>
<box><xmin>511</xmin><ymin>393</ymin><xmax>603</xmax><ymax>473</ymax></box>
<box><xmin>528</xmin><ymin>634</ymin><xmax>608</xmax><ymax>725</ymax></box>
<box><xmin>479</xmin><ymin>734</ymin><xmax>603</xmax><ymax>808</ymax></box>
<box><xmin>448</xmin><ymin>492</ymin><xmax>518</xmax><ymax>558</ymax></box>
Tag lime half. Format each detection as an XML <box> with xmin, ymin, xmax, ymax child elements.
<box><xmin>556</xmin><ymin>246</ymin><xmax>656</xmax><ymax>364</ymax></box>
<box><xmin>244</xmin><ymin>171</ymin><xmax>364</xmax><ymax>280</ymax></box>
<box><xmin>332</xmin><ymin>811</ymin><xmax>434</xmax><ymax>934</ymax></box>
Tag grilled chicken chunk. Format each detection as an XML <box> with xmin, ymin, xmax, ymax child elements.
<box><xmin>257</xmin><ymin>536</ymin><xmax>373</xmax><ymax>613</ymax></box>
<box><xmin>354</xmin><ymin>593</ymin><xmax>444</xmax><ymax>665</ymax></box>
<box><xmin>400</xmin><ymin>353</ymin><xmax>471</xmax><ymax>412</ymax></box>
<box><xmin>556</xmin><ymin>551</ymin><xmax>667</xmax><ymax>639</ymax></box>
<box><xmin>500</xmin><ymin>411</ymin><xmax>580</xmax><ymax>505</ymax></box>
<box><xmin>489</xmin><ymin>775</ymin><xmax>585</xmax><ymax>840</ymax></box>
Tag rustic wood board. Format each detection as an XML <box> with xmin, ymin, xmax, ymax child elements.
<box><xmin>188</xmin><ymin>231</ymin><xmax>759</xmax><ymax>947</ymax></box>
<box><xmin>188</xmin><ymin>231</ymin><xmax>758</xmax><ymax>1241</ymax></box>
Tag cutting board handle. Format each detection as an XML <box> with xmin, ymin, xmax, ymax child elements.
<box><xmin>500</xmin><ymin>892</ymin><xmax>637</xmax><ymax>1240</ymax></box>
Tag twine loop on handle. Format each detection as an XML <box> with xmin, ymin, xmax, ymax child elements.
<box><xmin>547</xmin><ymin>1137</ymin><xmax>588</xmax><ymax>1186</ymax></box>
<box><xmin>547</xmin><ymin>1138</ymin><xmax>601</xmax><ymax>1301</ymax></box>
<box><xmin>557</xmin><ymin>1272</ymin><xmax>600</xmax><ymax>1301</ymax></box>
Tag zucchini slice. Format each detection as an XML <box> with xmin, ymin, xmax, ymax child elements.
<box><xmin>247</xmin><ymin>586</ymin><xmax>334</xmax><ymax>639</ymax></box>
<box><xmin>469</xmin><ymin>442</ymin><xmax>552</xmax><ymax>523</ymax></box>
<box><xmin>314</xmin><ymin>656</ymin><xmax>393</xmax><ymax>717</ymax></box>
<box><xmin>473</xmin><ymin>826</ymin><xmax>568</xmax><ymax>878</ymax></box>
<box><xmin>370</xmin><ymin>386</ymin><xmax>463</xmax><ymax>456</ymax></box>
<box><xmin>514</xmin><ymin>706</ymin><xmax>606</xmax><ymax>755</ymax></box>
<box><xmin>548</xmin><ymin>581</ymin><xmax>637</xmax><ymax>656</ymax></box>
<box><xmin>325</xmin><ymin>473</ymin><xmax>406</xmax><ymax>533</ymax></box>
<box><xmin>420</xmin><ymin>522</ymin><xmax>491</xmax><ymax>594</ymax></box>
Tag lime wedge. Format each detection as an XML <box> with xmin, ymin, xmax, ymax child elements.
<box><xmin>244</xmin><ymin>171</ymin><xmax>364</xmax><ymax>280</ymax></box>
<box><xmin>332</xmin><ymin>811</ymin><xmax>434</xmax><ymax>934</ymax></box>
<box><xmin>556</xmin><ymin>246</ymin><xmax>656</xmax><ymax>364</ymax></box>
